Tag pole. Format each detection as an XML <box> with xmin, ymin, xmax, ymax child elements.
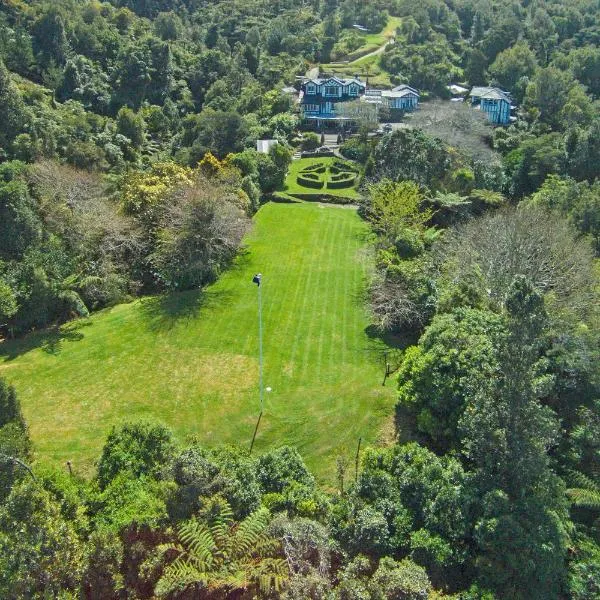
<box><xmin>258</xmin><ymin>280</ymin><xmax>264</xmax><ymax>414</ymax></box>
<box><xmin>355</xmin><ymin>437</ymin><xmax>362</xmax><ymax>483</ymax></box>
<box><xmin>250</xmin><ymin>273</ymin><xmax>264</xmax><ymax>454</ymax></box>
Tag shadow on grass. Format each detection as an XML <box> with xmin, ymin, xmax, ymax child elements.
<box><xmin>364</xmin><ymin>324</ymin><xmax>420</xmax><ymax>351</ymax></box>
<box><xmin>138</xmin><ymin>287</ymin><xmax>235</xmax><ymax>333</ymax></box>
<box><xmin>0</xmin><ymin>319</ymin><xmax>92</xmax><ymax>361</ymax></box>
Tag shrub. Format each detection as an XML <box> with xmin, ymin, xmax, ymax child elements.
<box><xmin>327</xmin><ymin>175</ymin><xmax>356</xmax><ymax>189</ymax></box>
<box><xmin>297</xmin><ymin>175</ymin><xmax>324</xmax><ymax>189</ymax></box>
<box><xmin>301</xmin><ymin>132</ymin><xmax>320</xmax><ymax>151</ymax></box>
<box><xmin>302</xmin><ymin>172</ymin><xmax>321</xmax><ymax>181</ymax></box>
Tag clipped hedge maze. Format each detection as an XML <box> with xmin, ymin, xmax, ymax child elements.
<box><xmin>296</xmin><ymin>160</ymin><xmax>358</xmax><ymax>191</ymax></box>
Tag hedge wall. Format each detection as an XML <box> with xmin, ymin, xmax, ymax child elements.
<box><xmin>327</xmin><ymin>175</ymin><xmax>356</xmax><ymax>189</ymax></box>
<box><xmin>297</xmin><ymin>175</ymin><xmax>324</xmax><ymax>189</ymax></box>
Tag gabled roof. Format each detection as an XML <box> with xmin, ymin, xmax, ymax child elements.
<box><xmin>304</xmin><ymin>77</ymin><xmax>366</xmax><ymax>88</ymax></box>
<box><xmin>391</xmin><ymin>84</ymin><xmax>419</xmax><ymax>95</ymax></box>
<box><xmin>470</xmin><ymin>86</ymin><xmax>511</xmax><ymax>102</ymax></box>
<box><xmin>383</xmin><ymin>88</ymin><xmax>419</xmax><ymax>99</ymax></box>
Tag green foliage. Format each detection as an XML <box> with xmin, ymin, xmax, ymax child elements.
<box><xmin>461</xmin><ymin>277</ymin><xmax>569</xmax><ymax>599</ymax></box>
<box><xmin>397</xmin><ymin>308</ymin><xmax>503</xmax><ymax>450</ymax></box>
<box><xmin>0</xmin><ymin>479</ymin><xmax>86</xmax><ymax>598</ymax></box>
<box><xmin>81</xmin><ymin>529</ymin><xmax>124</xmax><ymax>600</ymax></box>
<box><xmin>97</xmin><ymin>422</ymin><xmax>175</xmax><ymax>490</ymax></box>
<box><xmin>363</xmin><ymin>180</ymin><xmax>430</xmax><ymax>241</ymax></box>
<box><xmin>156</xmin><ymin>497</ymin><xmax>287</xmax><ymax>598</ymax></box>
<box><xmin>169</xmin><ymin>444</ymin><xmax>261</xmax><ymax>521</ymax></box>
<box><xmin>0</xmin><ymin>378</ymin><xmax>31</xmax><ymax>501</ymax></box>
<box><xmin>371</xmin><ymin>129</ymin><xmax>451</xmax><ymax>190</ymax></box>
<box><xmin>257</xmin><ymin>446</ymin><xmax>315</xmax><ymax>494</ymax></box>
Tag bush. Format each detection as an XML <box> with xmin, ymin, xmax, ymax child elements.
<box><xmin>301</xmin><ymin>132</ymin><xmax>320</xmax><ymax>152</ymax></box>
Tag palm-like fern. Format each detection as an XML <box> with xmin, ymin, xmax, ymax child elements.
<box><xmin>567</xmin><ymin>471</ymin><xmax>600</xmax><ymax>510</ymax></box>
<box><xmin>156</xmin><ymin>498</ymin><xmax>288</xmax><ymax>598</ymax></box>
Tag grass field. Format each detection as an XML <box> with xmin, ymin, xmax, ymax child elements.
<box><xmin>0</xmin><ymin>202</ymin><xmax>395</xmax><ymax>482</ymax></box>
<box><xmin>283</xmin><ymin>158</ymin><xmax>360</xmax><ymax>201</ymax></box>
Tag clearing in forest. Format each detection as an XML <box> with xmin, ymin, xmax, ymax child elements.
<box><xmin>0</xmin><ymin>202</ymin><xmax>395</xmax><ymax>481</ymax></box>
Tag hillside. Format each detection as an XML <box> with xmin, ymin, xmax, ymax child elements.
<box><xmin>0</xmin><ymin>201</ymin><xmax>395</xmax><ymax>481</ymax></box>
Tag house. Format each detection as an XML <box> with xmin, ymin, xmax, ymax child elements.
<box><xmin>300</xmin><ymin>76</ymin><xmax>366</xmax><ymax>127</ymax></box>
<box><xmin>469</xmin><ymin>86</ymin><xmax>512</xmax><ymax>125</ymax></box>
<box><xmin>381</xmin><ymin>84</ymin><xmax>420</xmax><ymax>111</ymax></box>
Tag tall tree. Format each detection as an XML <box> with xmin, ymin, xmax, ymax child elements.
<box><xmin>460</xmin><ymin>277</ymin><xmax>569</xmax><ymax>599</ymax></box>
<box><xmin>0</xmin><ymin>60</ymin><xmax>27</xmax><ymax>150</ymax></box>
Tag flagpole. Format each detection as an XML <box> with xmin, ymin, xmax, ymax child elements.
<box><xmin>250</xmin><ymin>273</ymin><xmax>263</xmax><ymax>454</ymax></box>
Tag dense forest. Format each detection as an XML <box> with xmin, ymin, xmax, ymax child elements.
<box><xmin>1</xmin><ymin>0</ymin><xmax>599</xmax><ymax>598</ymax></box>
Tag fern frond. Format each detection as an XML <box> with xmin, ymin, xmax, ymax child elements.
<box><xmin>178</xmin><ymin>519</ymin><xmax>216</xmax><ymax>567</ymax></box>
<box><xmin>567</xmin><ymin>488</ymin><xmax>600</xmax><ymax>509</ymax></box>
<box><xmin>253</xmin><ymin>558</ymin><xmax>289</xmax><ymax>592</ymax></box>
<box><xmin>232</xmin><ymin>507</ymin><xmax>270</xmax><ymax>558</ymax></box>
<box><xmin>567</xmin><ymin>470</ymin><xmax>600</xmax><ymax>492</ymax></box>
<box><xmin>155</xmin><ymin>559</ymin><xmax>209</xmax><ymax>597</ymax></box>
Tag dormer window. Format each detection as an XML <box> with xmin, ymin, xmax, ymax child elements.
<box><xmin>306</xmin><ymin>83</ymin><xmax>316</xmax><ymax>95</ymax></box>
<box><xmin>349</xmin><ymin>85</ymin><xmax>358</xmax><ymax>96</ymax></box>
<box><xmin>325</xmin><ymin>85</ymin><xmax>338</xmax><ymax>96</ymax></box>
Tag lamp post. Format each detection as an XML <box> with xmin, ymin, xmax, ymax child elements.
<box><xmin>252</xmin><ymin>273</ymin><xmax>263</xmax><ymax>413</ymax></box>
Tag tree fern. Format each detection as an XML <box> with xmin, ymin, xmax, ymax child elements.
<box><xmin>156</xmin><ymin>498</ymin><xmax>288</xmax><ymax>598</ymax></box>
<box><xmin>567</xmin><ymin>471</ymin><xmax>600</xmax><ymax>510</ymax></box>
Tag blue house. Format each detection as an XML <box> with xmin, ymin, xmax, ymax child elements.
<box><xmin>300</xmin><ymin>76</ymin><xmax>366</xmax><ymax>127</ymax></box>
<box><xmin>381</xmin><ymin>84</ymin><xmax>420</xmax><ymax>111</ymax></box>
<box><xmin>470</xmin><ymin>86</ymin><xmax>512</xmax><ymax>125</ymax></box>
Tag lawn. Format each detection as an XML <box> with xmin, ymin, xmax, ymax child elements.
<box><xmin>0</xmin><ymin>202</ymin><xmax>395</xmax><ymax>482</ymax></box>
<box><xmin>283</xmin><ymin>157</ymin><xmax>361</xmax><ymax>201</ymax></box>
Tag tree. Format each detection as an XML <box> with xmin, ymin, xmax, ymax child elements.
<box><xmin>0</xmin><ymin>179</ymin><xmax>42</xmax><ymax>260</ymax></box>
<box><xmin>397</xmin><ymin>308</ymin><xmax>503</xmax><ymax>450</ymax></box>
<box><xmin>155</xmin><ymin>497</ymin><xmax>288</xmax><ymax>598</ymax></box>
<box><xmin>460</xmin><ymin>277</ymin><xmax>569</xmax><ymax>599</ymax></box>
<box><xmin>97</xmin><ymin>422</ymin><xmax>175</xmax><ymax>489</ymax></box>
<box><xmin>182</xmin><ymin>109</ymin><xmax>249</xmax><ymax>160</ymax></box>
<box><xmin>0</xmin><ymin>479</ymin><xmax>86</xmax><ymax>598</ymax></box>
<box><xmin>524</xmin><ymin>67</ymin><xmax>582</xmax><ymax>129</ymax></box>
<box><xmin>362</xmin><ymin>180</ymin><xmax>431</xmax><ymax>242</ymax></box>
<box><xmin>436</xmin><ymin>205</ymin><xmax>597</xmax><ymax>320</ymax></box>
<box><xmin>0</xmin><ymin>378</ymin><xmax>32</xmax><ymax>501</ymax></box>
<box><xmin>371</xmin><ymin>129</ymin><xmax>451</xmax><ymax>189</ymax></box>
<box><xmin>169</xmin><ymin>445</ymin><xmax>261</xmax><ymax>521</ymax></box>
<box><xmin>257</xmin><ymin>446</ymin><xmax>315</xmax><ymax>494</ymax></box>
<box><xmin>31</xmin><ymin>7</ymin><xmax>68</xmax><ymax>67</ymax></box>
<box><xmin>464</xmin><ymin>48</ymin><xmax>488</xmax><ymax>87</ymax></box>
<box><xmin>488</xmin><ymin>41</ymin><xmax>537</xmax><ymax>103</ymax></box>
<box><xmin>150</xmin><ymin>175</ymin><xmax>251</xmax><ymax>290</ymax></box>
<box><xmin>116</xmin><ymin>106</ymin><xmax>146</xmax><ymax>149</ymax></box>
<box><xmin>0</xmin><ymin>59</ymin><xmax>27</xmax><ymax>150</ymax></box>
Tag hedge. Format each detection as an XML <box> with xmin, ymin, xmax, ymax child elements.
<box><xmin>303</xmin><ymin>164</ymin><xmax>327</xmax><ymax>174</ymax></box>
<box><xmin>327</xmin><ymin>175</ymin><xmax>356</xmax><ymax>189</ymax></box>
<box><xmin>332</xmin><ymin>160</ymin><xmax>358</xmax><ymax>173</ymax></box>
<box><xmin>297</xmin><ymin>174</ymin><xmax>324</xmax><ymax>189</ymax></box>
<box><xmin>302</xmin><ymin>172</ymin><xmax>321</xmax><ymax>181</ymax></box>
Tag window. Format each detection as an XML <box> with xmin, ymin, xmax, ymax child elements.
<box><xmin>349</xmin><ymin>85</ymin><xmax>358</xmax><ymax>96</ymax></box>
<box><xmin>325</xmin><ymin>85</ymin><xmax>339</xmax><ymax>96</ymax></box>
<box><xmin>304</xmin><ymin>104</ymin><xmax>319</xmax><ymax>113</ymax></box>
<box><xmin>306</xmin><ymin>84</ymin><xmax>316</xmax><ymax>95</ymax></box>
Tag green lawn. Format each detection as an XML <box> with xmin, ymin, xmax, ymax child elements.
<box><xmin>283</xmin><ymin>157</ymin><xmax>360</xmax><ymax>201</ymax></box>
<box><xmin>0</xmin><ymin>202</ymin><xmax>395</xmax><ymax>482</ymax></box>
